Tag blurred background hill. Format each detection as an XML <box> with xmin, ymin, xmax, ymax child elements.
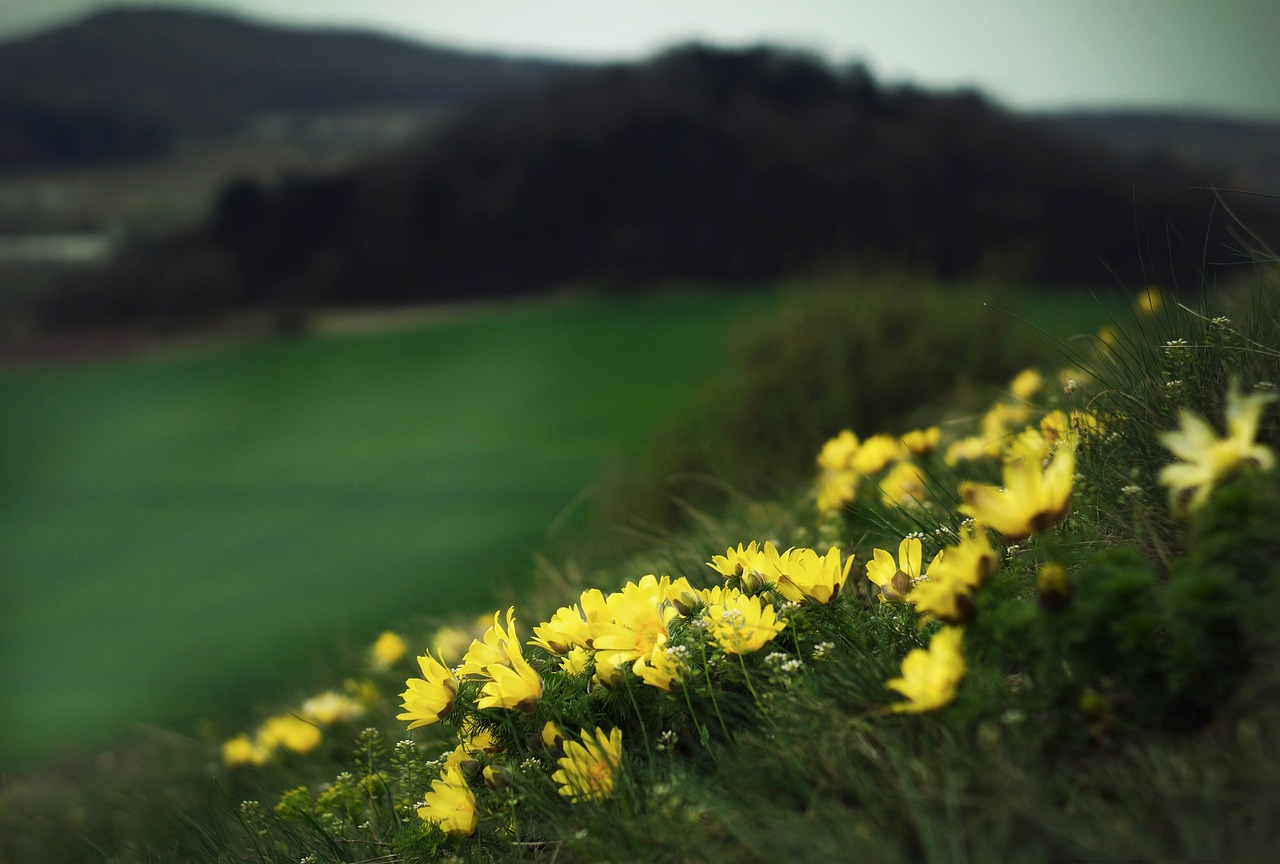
<box><xmin>2</xmin><ymin>7</ymin><xmax>1278</xmax><ymax>351</ymax></box>
<box><xmin>0</xmin><ymin>7</ymin><xmax>571</xmax><ymax>164</ymax></box>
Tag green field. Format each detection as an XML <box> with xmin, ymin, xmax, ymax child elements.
<box><xmin>0</xmin><ymin>289</ymin><xmax>773</xmax><ymax>770</ymax></box>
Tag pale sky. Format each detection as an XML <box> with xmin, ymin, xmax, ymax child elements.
<box><xmin>3</xmin><ymin>0</ymin><xmax>1278</xmax><ymax>121</ymax></box>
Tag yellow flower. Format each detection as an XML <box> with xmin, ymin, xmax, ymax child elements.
<box><xmin>1006</xmin><ymin>426</ymin><xmax>1051</xmax><ymax>463</ymax></box>
<box><xmin>440</xmin><ymin>744</ymin><xmax>478</xmax><ymax>773</ymax></box>
<box><xmin>816</xmin><ymin>470</ymin><xmax>859</xmax><ymax>514</ymax></box>
<box><xmin>853</xmin><ymin>434</ymin><xmax>908</xmax><ymax>475</ymax></box>
<box><xmin>981</xmin><ymin>401</ymin><xmax>1033</xmax><ymax>452</ymax></box>
<box><xmin>1158</xmin><ymin>381</ymin><xmax>1276</xmax><ymax>512</ymax></box>
<box><xmin>1069</xmin><ymin>410</ymin><xmax>1102</xmax><ymax>439</ymax></box>
<box><xmin>483</xmin><ymin>763</ymin><xmax>512</xmax><ymax>790</ymax></box>
<box><xmin>866</xmin><ymin>537</ymin><xmax>938</xmax><ymax>601</ymax></box>
<box><xmin>418</xmin><ymin>765</ymin><xmax>478</xmax><ymax>836</ymax></box>
<box><xmin>577</xmin><ymin>588</ymin><xmax>612</xmax><ymax>638</ymax></box>
<box><xmin>257</xmin><ymin>714</ymin><xmax>322</xmax><ymax>755</ymax></box>
<box><xmin>370</xmin><ymin>631</ymin><xmax>407</xmax><ymax>667</ymax></box>
<box><xmin>878</xmin><ymin>460</ymin><xmax>929</xmax><ymax>508</ymax></box>
<box><xmin>689</xmin><ymin>586</ymin><xmax>733</xmax><ymax>618</ymax></box>
<box><xmin>531</xmin><ymin>604</ymin><xmax>592</xmax><ymax>655</ymax></box>
<box><xmin>704</xmin><ymin>591</ymin><xmax>785</xmax><ymax>655</ymax></box>
<box><xmin>552</xmin><ymin>727</ymin><xmax>623</xmax><ymax>803</ymax></box>
<box><xmin>457</xmin><ymin>608</ymin><xmax>521</xmax><ymax>678</ymax></box>
<box><xmin>541</xmin><ymin>721</ymin><xmax>566</xmax><ymax>755</ymax></box>
<box><xmin>907</xmin><ymin>566</ymin><xmax>974</xmax><ymax>625</ymax></box>
<box><xmin>775</xmin><ymin>545</ymin><xmax>853</xmax><ymax>604</ymax></box>
<box><xmin>817</xmin><ymin>429</ymin><xmax>860</xmax><ymax>472</ymax></box>
<box><xmin>907</xmin><ymin>524</ymin><xmax>995</xmax><ymax>624</ymax></box>
<box><xmin>944</xmin><ymin>435</ymin><xmax>989</xmax><ymax>467</ymax></box>
<box><xmin>300</xmin><ymin>690</ymin><xmax>366</xmax><ymax>725</ymax></box>
<box><xmin>659</xmin><ymin>575</ymin><xmax>698</xmax><ymax>603</ymax></box>
<box><xmin>589</xmin><ymin>576</ymin><xmax>681</xmax><ymax>664</ymax></box>
<box><xmin>900</xmin><ymin>426</ymin><xmax>941</xmax><ymax>455</ymax></box>
<box><xmin>1039</xmin><ymin>410</ymin><xmax>1069</xmax><ymax>442</ymax></box>
<box><xmin>941</xmin><ymin>522</ymin><xmax>997</xmax><ymax>590</ymax></box>
<box><xmin>708</xmin><ymin>541</ymin><xmax>787</xmax><ymax>592</ymax></box>
<box><xmin>1037</xmin><ymin>561</ymin><xmax>1072</xmax><ymax>611</ymax></box>
<box><xmin>1041</xmin><ymin>410</ymin><xmax>1099</xmax><ymax>448</ymax></box>
<box><xmin>707</xmin><ymin>541</ymin><xmax>765</xmax><ymax>580</ymax></box>
<box><xmin>477</xmin><ymin>644</ymin><xmax>543</xmax><ymax>713</ymax></box>
<box><xmin>458</xmin><ymin>718</ymin><xmax>502</xmax><ymax>754</ymax></box>
<box><xmin>560</xmin><ymin>645</ymin><xmax>592</xmax><ymax>675</ymax></box>
<box><xmin>1009</xmin><ymin>368</ymin><xmax>1043</xmax><ymax>401</ymax></box>
<box><xmin>222</xmin><ymin>733</ymin><xmax>269</xmax><ymax>767</ymax></box>
<box><xmin>397</xmin><ymin>651</ymin><xmax>459</xmax><ymax>729</ymax></box>
<box><xmin>816</xmin><ymin>430</ymin><xmax>864</xmax><ymax>513</ymax></box>
<box><xmin>959</xmin><ymin>440</ymin><xmax>1075</xmax><ymax>541</ymax></box>
<box><xmin>632</xmin><ymin>634</ymin><xmax>689</xmax><ymax>692</ymax></box>
<box><xmin>710</xmin><ymin>542</ymin><xmax>785</xmax><ymax>591</ymax></box>
<box><xmin>886</xmin><ymin>627</ymin><xmax>966</xmax><ymax>713</ymax></box>
<box><xmin>1134</xmin><ymin>285</ymin><xmax>1163</xmax><ymax>316</ymax></box>
<box><xmin>593</xmin><ymin>650</ymin><xmax>625</xmax><ymax>689</ymax></box>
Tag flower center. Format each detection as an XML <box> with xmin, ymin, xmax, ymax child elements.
<box><xmin>633</xmin><ymin>618</ymin><xmax>667</xmax><ymax>655</ymax></box>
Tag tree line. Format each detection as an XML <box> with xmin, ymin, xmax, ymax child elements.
<box><xmin>36</xmin><ymin>44</ymin><xmax>1230</xmax><ymax>334</ymax></box>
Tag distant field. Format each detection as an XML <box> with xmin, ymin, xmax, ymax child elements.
<box><xmin>0</xmin><ymin>289</ymin><xmax>774</xmax><ymax>769</ymax></box>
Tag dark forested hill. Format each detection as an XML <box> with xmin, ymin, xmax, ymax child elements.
<box><xmin>0</xmin><ymin>7</ymin><xmax>573</xmax><ymax>165</ymax></box>
<box><xmin>1033</xmin><ymin>110</ymin><xmax>1280</xmax><ymax>195</ymax></box>
<box><xmin>35</xmin><ymin>45</ymin><xmax>1242</xmax><ymax>334</ymax></box>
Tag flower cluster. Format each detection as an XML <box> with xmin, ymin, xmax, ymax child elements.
<box><xmin>810</xmin><ymin>371</ymin><xmax>1275</xmax><ymax>712</ymax></box>
<box><xmin>816</xmin><ymin>427</ymin><xmax>939</xmax><ymax>514</ymax></box>
<box><xmin>222</xmin><ymin>689</ymin><xmax>367</xmax><ymax>767</ymax></box>
<box><xmin>387</xmin><ymin>546</ymin><xmax>875</xmax><ymax>836</ymax></box>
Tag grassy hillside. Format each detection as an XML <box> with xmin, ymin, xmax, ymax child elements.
<box><xmin>0</xmin><ymin>288</ymin><xmax>771</xmax><ymax>770</ymax></box>
<box><xmin>6</xmin><ymin>261</ymin><xmax>1278</xmax><ymax>863</ymax></box>
<box><xmin>180</xmin><ymin>264</ymin><xmax>1275</xmax><ymax>864</ymax></box>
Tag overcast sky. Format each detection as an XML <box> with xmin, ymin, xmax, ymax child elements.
<box><xmin>3</xmin><ymin>0</ymin><xmax>1278</xmax><ymax>121</ymax></box>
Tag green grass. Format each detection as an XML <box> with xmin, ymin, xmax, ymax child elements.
<box><xmin>0</xmin><ymin>288</ymin><xmax>774</xmax><ymax>770</ymax></box>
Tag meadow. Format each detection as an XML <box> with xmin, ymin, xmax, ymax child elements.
<box><xmin>0</xmin><ymin>288</ymin><xmax>773</xmax><ymax>770</ymax></box>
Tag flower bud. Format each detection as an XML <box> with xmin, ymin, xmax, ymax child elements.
<box><xmin>673</xmin><ymin>589</ymin><xmax>701</xmax><ymax>617</ymax></box>
<box><xmin>483</xmin><ymin>764</ymin><xmax>512</xmax><ymax>790</ymax></box>
<box><xmin>886</xmin><ymin>569</ymin><xmax>913</xmax><ymax>600</ymax></box>
<box><xmin>540</xmin><ymin>721</ymin><xmax>565</xmax><ymax>757</ymax></box>
<box><xmin>1036</xmin><ymin>562</ymin><xmax>1072</xmax><ymax>612</ymax></box>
